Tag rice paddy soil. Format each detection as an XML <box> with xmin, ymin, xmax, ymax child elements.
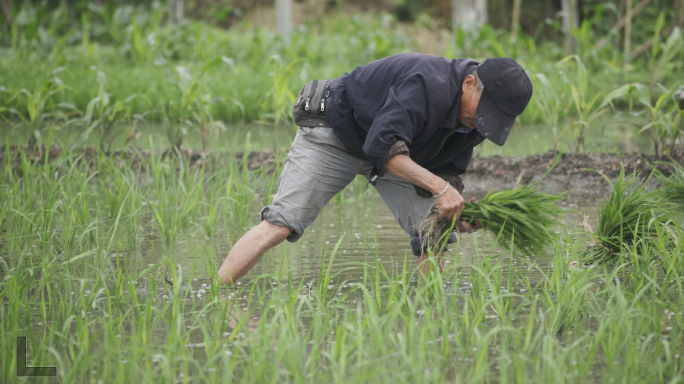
<box><xmin>465</xmin><ymin>150</ymin><xmax>684</xmax><ymax>195</ymax></box>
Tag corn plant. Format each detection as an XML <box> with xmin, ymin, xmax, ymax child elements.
<box><xmin>162</xmin><ymin>57</ymin><xmax>223</xmax><ymax>151</ymax></box>
<box><xmin>259</xmin><ymin>55</ymin><xmax>304</xmax><ymax>130</ymax></box>
<box><xmin>124</xmin><ymin>5</ymin><xmax>164</xmax><ymax>63</ymax></box>
<box><xmin>533</xmin><ymin>73</ymin><xmax>564</xmax><ymax>155</ymax></box>
<box><xmin>16</xmin><ymin>68</ymin><xmax>67</xmax><ymax>150</ymax></box>
<box><xmin>647</xmin><ymin>25</ymin><xmax>683</xmax><ymax>88</ymax></box>
<box><xmin>602</xmin><ymin>82</ymin><xmax>684</xmax><ymax>155</ymax></box>
<box><xmin>0</xmin><ymin>86</ymin><xmax>17</xmax><ymax>123</ymax></box>
<box><xmin>79</xmin><ymin>70</ymin><xmax>142</xmax><ymax>152</ymax></box>
<box><xmin>637</xmin><ymin>85</ymin><xmax>684</xmax><ymax>155</ymax></box>
<box><xmin>557</xmin><ymin>55</ymin><xmax>609</xmax><ymax>152</ymax></box>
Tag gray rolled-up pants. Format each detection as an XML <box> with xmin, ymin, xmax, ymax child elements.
<box><xmin>260</xmin><ymin>126</ymin><xmax>457</xmax><ymax>256</ymax></box>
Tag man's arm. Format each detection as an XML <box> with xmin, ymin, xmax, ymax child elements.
<box><xmin>385</xmin><ymin>154</ymin><xmax>465</xmax><ymax>220</ymax></box>
<box><xmin>361</xmin><ymin>74</ymin><xmax>434</xmax><ymax>176</ymax></box>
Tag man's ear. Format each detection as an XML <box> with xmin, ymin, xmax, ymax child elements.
<box><xmin>463</xmin><ymin>75</ymin><xmax>476</xmax><ymax>91</ymax></box>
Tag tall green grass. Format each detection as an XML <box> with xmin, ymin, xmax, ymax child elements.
<box><xmin>654</xmin><ymin>160</ymin><xmax>684</xmax><ymax>202</ymax></box>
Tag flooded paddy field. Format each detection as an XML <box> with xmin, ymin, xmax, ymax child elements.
<box><xmin>3</xmin><ymin>0</ymin><xmax>684</xmax><ymax>380</ymax></box>
<box><xmin>1</xmin><ymin>146</ymin><xmax>682</xmax><ymax>384</ymax></box>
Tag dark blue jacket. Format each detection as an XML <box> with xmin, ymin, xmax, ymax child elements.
<box><xmin>325</xmin><ymin>53</ymin><xmax>485</xmax><ymax>183</ymax></box>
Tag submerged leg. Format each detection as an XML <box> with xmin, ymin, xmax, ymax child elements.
<box><xmin>218</xmin><ymin>127</ymin><xmax>365</xmax><ymax>285</ymax></box>
<box><xmin>416</xmin><ymin>252</ymin><xmax>447</xmax><ymax>279</ymax></box>
<box><xmin>218</xmin><ymin>220</ymin><xmax>292</xmax><ymax>285</ymax></box>
<box><xmin>371</xmin><ymin>172</ymin><xmax>459</xmax><ymax>273</ymax></box>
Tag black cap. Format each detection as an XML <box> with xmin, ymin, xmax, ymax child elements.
<box><xmin>474</xmin><ymin>58</ymin><xmax>533</xmax><ymax>146</ymax></box>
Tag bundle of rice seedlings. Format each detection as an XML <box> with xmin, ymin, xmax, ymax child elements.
<box><xmin>418</xmin><ymin>184</ymin><xmax>564</xmax><ymax>255</ymax></box>
<box><xmin>653</xmin><ymin>160</ymin><xmax>684</xmax><ymax>202</ymax></box>
<box><xmin>581</xmin><ymin>166</ymin><xmax>678</xmax><ymax>265</ymax></box>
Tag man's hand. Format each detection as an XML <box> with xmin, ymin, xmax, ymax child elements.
<box><xmin>435</xmin><ymin>183</ymin><xmax>464</xmax><ymax>220</ymax></box>
<box><xmin>384</xmin><ymin>155</ymin><xmax>482</xmax><ymax>230</ymax></box>
<box><xmin>456</xmin><ymin>196</ymin><xmax>482</xmax><ymax>233</ymax></box>
<box><xmin>386</xmin><ymin>154</ymin><xmax>467</xmax><ymax>217</ymax></box>
<box><xmin>456</xmin><ymin>220</ymin><xmax>482</xmax><ymax>233</ymax></box>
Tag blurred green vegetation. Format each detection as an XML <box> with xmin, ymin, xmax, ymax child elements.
<box><xmin>0</xmin><ymin>0</ymin><xmax>682</xmax><ymax>154</ymax></box>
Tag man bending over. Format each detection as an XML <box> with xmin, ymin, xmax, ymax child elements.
<box><xmin>218</xmin><ymin>53</ymin><xmax>533</xmax><ymax>284</ymax></box>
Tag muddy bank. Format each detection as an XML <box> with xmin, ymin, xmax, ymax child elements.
<box><xmin>463</xmin><ymin>151</ymin><xmax>684</xmax><ymax>196</ymax></box>
<box><xmin>2</xmin><ymin>145</ymin><xmax>682</xmax><ymax>195</ymax></box>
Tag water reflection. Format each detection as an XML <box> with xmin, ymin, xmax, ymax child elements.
<box><xmin>143</xmin><ymin>187</ymin><xmax>603</xmax><ymax>300</ymax></box>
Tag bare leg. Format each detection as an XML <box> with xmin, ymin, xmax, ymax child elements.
<box><xmin>218</xmin><ymin>220</ymin><xmax>292</xmax><ymax>285</ymax></box>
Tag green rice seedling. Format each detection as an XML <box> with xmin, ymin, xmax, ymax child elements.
<box><xmin>148</xmin><ymin>150</ymin><xmax>204</xmax><ymax>245</ymax></box>
<box><xmin>223</xmin><ymin>150</ymin><xmax>265</xmax><ymax>231</ymax></box>
<box><xmin>418</xmin><ymin>184</ymin><xmax>564</xmax><ymax>256</ymax></box>
<box><xmin>653</xmin><ymin>160</ymin><xmax>684</xmax><ymax>201</ymax></box>
<box><xmin>581</xmin><ymin>166</ymin><xmax>679</xmax><ymax>266</ymax></box>
<box><xmin>539</xmin><ymin>243</ymin><xmax>595</xmax><ymax>334</ymax></box>
<box><xmin>202</xmin><ymin>180</ymin><xmax>223</xmax><ymax>239</ymax></box>
<box><xmin>316</xmin><ymin>234</ymin><xmax>345</xmax><ymax>306</ymax></box>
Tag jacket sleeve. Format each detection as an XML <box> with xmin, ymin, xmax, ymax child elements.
<box><xmin>361</xmin><ymin>73</ymin><xmax>434</xmax><ymax>175</ymax></box>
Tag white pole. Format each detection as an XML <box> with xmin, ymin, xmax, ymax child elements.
<box><xmin>452</xmin><ymin>0</ymin><xmax>486</xmax><ymax>29</ymax></box>
<box><xmin>175</xmin><ymin>0</ymin><xmax>184</xmax><ymax>24</ymax></box>
<box><xmin>276</xmin><ymin>0</ymin><xmax>293</xmax><ymax>39</ymax></box>
<box><xmin>511</xmin><ymin>0</ymin><xmax>522</xmax><ymax>35</ymax></box>
<box><xmin>452</xmin><ymin>0</ymin><xmax>459</xmax><ymax>27</ymax></box>
<box><xmin>561</xmin><ymin>0</ymin><xmax>578</xmax><ymax>31</ymax></box>
<box><xmin>476</xmin><ymin>0</ymin><xmax>488</xmax><ymax>24</ymax></box>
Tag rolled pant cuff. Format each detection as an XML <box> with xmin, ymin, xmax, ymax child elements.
<box><xmin>410</xmin><ymin>232</ymin><xmax>459</xmax><ymax>256</ymax></box>
<box><xmin>260</xmin><ymin>206</ymin><xmax>305</xmax><ymax>242</ymax></box>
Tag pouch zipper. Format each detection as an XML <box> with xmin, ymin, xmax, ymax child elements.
<box><xmin>304</xmin><ymin>79</ymin><xmax>318</xmax><ymax>111</ymax></box>
<box><xmin>321</xmin><ymin>88</ymin><xmax>330</xmax><ymax>113</ymax></box>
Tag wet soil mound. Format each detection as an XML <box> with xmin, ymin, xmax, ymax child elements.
<box><xmin>2</xmin><ymin>145</ymin><xmax>681</xmax><ymax>195</ymax></box>
<box><xmin>464</xmin><ymin>151</ymin><xmax>684</xmax><ymax>196</ymax></box>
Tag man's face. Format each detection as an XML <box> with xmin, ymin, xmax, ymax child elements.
<box><xmin>459</xmin><ymin>75</ymin><xmax>482</xmax><ymax>129</ymax></box>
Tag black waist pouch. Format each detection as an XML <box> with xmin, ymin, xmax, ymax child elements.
<box><xmin>292</xmin><ymin>79</ymin><xmax>330</xmax><ymax>127</ymax></box>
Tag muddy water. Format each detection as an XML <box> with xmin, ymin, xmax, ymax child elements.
<box><xmin>143</xmin><ymin>187</ymin><xmax>603</xmax><ymax>295</ymax></box>
<box><xmin>124</xmin><ymin>187</ymin><xmax>603</xmax><ymax>351</ymax></box>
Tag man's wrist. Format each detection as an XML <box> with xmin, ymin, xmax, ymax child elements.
<box><xmin>432</xmin><ymin>182</ymin><xmax>450</xmax><ymax>198</ymax></box>
<box><xmin>428</xmin><ymin>175</ymin><xmax>449</xmax><ymax>196</ymax></box>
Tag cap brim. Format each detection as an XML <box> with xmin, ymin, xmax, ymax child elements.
<box><xmin>474</xmin><ymin>89</ymin><xmax>516</xmax><ymax>146</ymax></box>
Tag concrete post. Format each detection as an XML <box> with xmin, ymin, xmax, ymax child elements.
<box><xmin>276</xmin><ymin>0</ymin><xmax>293</xmax><ymax>39</ymax></box>
<box><xmin>452</xmin><ymin>0</ymin><xmax>488</xmax><ymax>29</ymax></box>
